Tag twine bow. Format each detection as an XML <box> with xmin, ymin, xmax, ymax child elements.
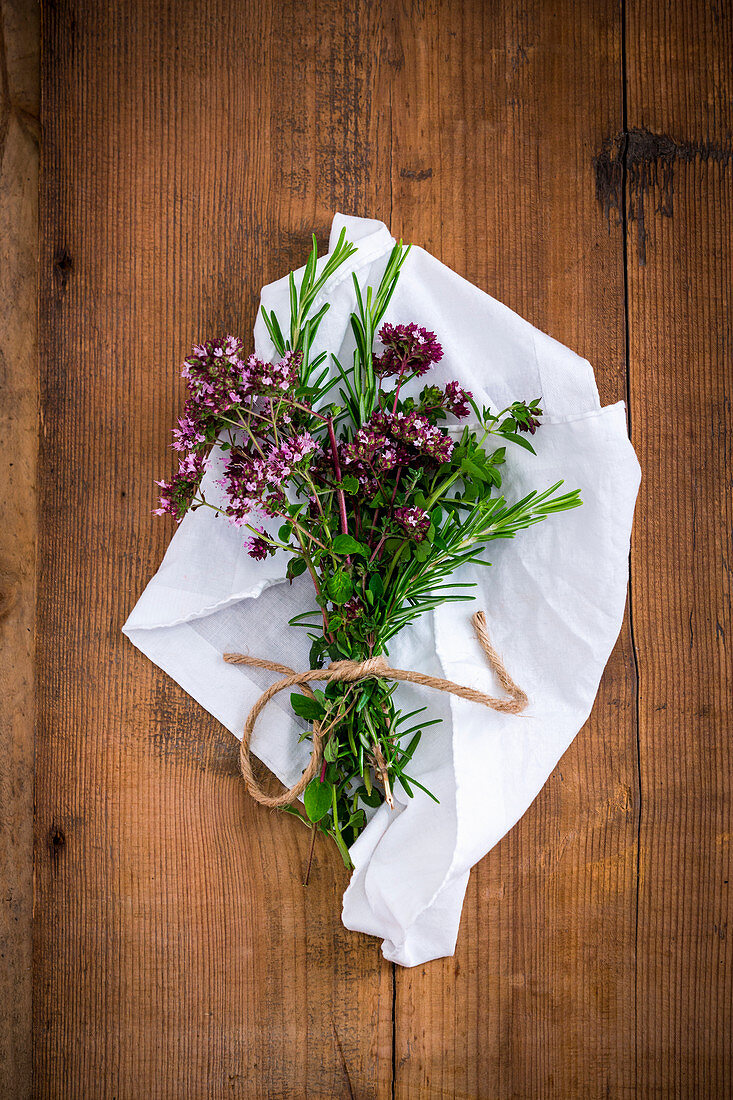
<box><xmin>223</xmin><ymin>610</ymin><xmax>527</xmax><ymax>809</ymax></box>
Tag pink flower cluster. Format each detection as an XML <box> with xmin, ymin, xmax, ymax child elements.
<box><xmin>181</xmin><ymin>336</ymin><xmax>248</xmax><ymax>422</ymax></box>
<box><xmin>517</xmin><ymin>409</ymin><xmax>541</xmax><ymax>435</ymax></box>
<box><xmin>222</xmin><ymin>432</ymin><xmax>318</xmax><ymax>523</ymax></box>
<box><xmin>158</xmin><ymin>334</ymin><xmax>312</xmax><ymax>523</ymax></box>
<box><xmin>385</xmin><ymin>410</ymin><xmax>455</xmax><ymax>462</ymax></box>
<box><xmin>157</xmin><ymin>319</ymin><xmax>475</xmax><ymax>554</ymax></box>
<box><xmin>176</xmin><ymin>339</ymin><xmax>302</xmax><ymax>446</ymax></box>
<box><xmin>373</xmin><ymin>323</ymin><xmax>443</xmax><ymax>378</ymax></box>
<box><xmin>443</xmin><ymin>381</ymin><xmax>472</xmax><ymax>419</ymax></box>
<box><xmin>340</xmin><ymin>408</ymin><xmax>454</xmax><ymax>491</ymax></box>
<box><xmin>154</xmin><ymin>451</ymin><xmax>206</xmax><ymax>522</ymax></box>
<box><xmin>172</xmin><ymin>414</ymin><xmax>206</xmax><ymax>452</ymax></box>
<box><xmin>243</xmin><ymin>527</ymin><xmax>273</xmax><ymax>560</ymax></box>
<box><xmin>394</xmin><ymin>506</ymin><xmax>431</xmax><ymax>542</ymax></box>
<box><xmin>342</xmin><ymin>596</ymin><xmax>364</xmax><ymax>621</ymax></box>
<box><xmin>244</xmin><ymin>350</ymin><xmax>302</xmax><ymax>395</ymax></box>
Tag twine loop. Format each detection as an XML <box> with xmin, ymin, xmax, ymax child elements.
<box><xmin>223</xmin><ymin>611</ymin><xmax>527</xmax><ymax>810</ymax></box>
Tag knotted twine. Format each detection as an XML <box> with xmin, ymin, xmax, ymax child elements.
<box><xmin>223</xmin><ymin>610</ymin><xmax>527</xmax><ymax>808</ymax></box>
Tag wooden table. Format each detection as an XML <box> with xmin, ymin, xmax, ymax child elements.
<box><xmin>1</xmin><ymin>1</ymin><xmax>730</xmax><ymax>1095</ymax></box>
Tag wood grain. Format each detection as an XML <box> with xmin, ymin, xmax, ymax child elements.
<box><xmin>36</xmin><ymin>3</ymin><xmax>393</xmax><ymax>1097</ymax></box>
<box><xmin>389</xmin><ymin>2</ymin><xmax>639</xmax><ymax>1096</ymax></box>
<box><xmin>31</xmin><ymin>0</ymin><xmax>732</xmax><ymax>1096</ymax></box>
<box><xmin>0</xmin><ymin>1</ymin><xmax>38</xmax><ymax>1097</ymax></box>
<box><xmin>626</xmin><ymin>1</ymin><xmax>733</xmax><ymax>1094</ymax></box>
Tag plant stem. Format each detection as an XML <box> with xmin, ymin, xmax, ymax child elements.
<box><xmin>391</xmin><ymin>362</ymin><xmax>407</xmax><ymax>413</ymax></box>
<box><xmin>371</xmin><ymin>740</ymin><xmax>394</xmax><ymax>809</ymax></box>
<box><xmin>368</xmin><ymin>533</ymin><xmax>387</xmax><ymax>564</ymax></box>
<box><xmin>303</xmin><ymin>825</ymin><xmax>318</xmax><ymax>886</ymax></box>
<box><xmin>389</xmin><ymin>467</ymin><xmax>402</xmax><ymax>508</ymax></box>
<box><xmin>425</xmin><ymin>468</ymin><xmax>462</xmax><ymax>510</ymax></box>
<box><xmin>327</xmin><ymin>415</ymin><xmax>349</xmax><ymax>537</ymax></box>
<box><xmin>382</xmin><ymin>538</ymin><xmax>408</xmax><ymax>589</ymax></box>
<box><xmin>296</xmin><ymin>533</ymin><xmax>333</xmax><ymax>642</ymax></box>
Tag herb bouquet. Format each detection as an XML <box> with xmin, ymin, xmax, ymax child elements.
<box><xmin>156</xmin><ymin>231</ymin><xmax>581</xmax><ymax>872</ymax></box>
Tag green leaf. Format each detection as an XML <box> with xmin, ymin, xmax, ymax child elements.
<box><xmin>347</xmin><ymin>809</ymin><xmax>366</xmax><ymax>830</ymax></box>
<box><xmin>413</xmin><ymin>541</ymin><xmax>431</xmax><ymax>562</ymax></box>
<box><xmin>286</xmin><ymin>557</ymin><xmax>307</xmax><ymax>581</ymax></box>
<box><xmin>304</xmin><ymin>777</ymin><xmax>333</xmax><ymax>823</ymax></box>
<box><xmin>331</xmin><ymin>825</ymin><xmax>353</xmax><ymax>867</ymax></box>
<box><xmin>357</xmin><ymin>784</ymin><xmax>382</xmax><ymax>808</ymax></box>
<box><xmin>398</xmin><ymin>774</ymin><xmax>414</xmax><ymax>798</ymax></box>
<box><xmin>261</xmin><ymin>307</ymin><xmax>286</xmax><ymax>355</ymax></box>
<box><xmin>402</xmin><ymin>730</ymin><xmax>422</xmax><ymax>758</ymax></box>
<box><xmin>278</xmin><ymin>523</ymin><xmax>292</xmax><ymax>542</ymax></box>
<box><xmin>328</xmin><ymin>571</ymin><xmax>353</xmax><ymax>604</ymax></box>
<box><xmin>323</xmin><ymin>738</ymin><xmax>339</xmax><ymax>763</ymax></box>
<box><xmin>500</xmin><ymin>430</ymin><xmax>537</xmax><ymax>455</ymax></box>
<box><xmin>368</xmin><ymin>573</ymin><xmax>384</xmax><ymax>598</ymax></box>
<box><xmin>309</xmin><ymin>636</ymin><xmax>329</xmax><ymax>668</ymax></box>
<box><xmin>341</xmin><ymin>475</ymin><xmax>360</xmax><ymax>494</ymax></box>
<box><xmin>399</xmin><ymin>773</ymin><xmax>440</xmax><ymax>803</ymax></box>
<box><xmin>289</xmin><ymin>693</ymin><xmax>326</xmax><ymax>722</ymax></box>
<box><xmin>332</xmin><ymin>533</ymin><xmax>368</xmax><ymax>556</ymax></box>
<box><xmin>324</xmin><ymin>678</ymin><xmax>342</xmax><ymax>701</ymax></box>
<box><xmin>355</xmin><ymin>686</ymin><xmax>373</xmax><ymax>712</ymax></box>
<box><xmin>461</xmin><ymin>456</ymin><xmax>488</xmax><ymax>481</ymax></box>
<box><xmin>288</xmin><ymin>271</ymin><xmax>298</xmax><ymax>327</ymax></box>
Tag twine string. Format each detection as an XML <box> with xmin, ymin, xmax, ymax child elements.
<box><xmin>223</xmin><ymin>611</ymin><xmax>528</xmax><ymax>809</ymax></box>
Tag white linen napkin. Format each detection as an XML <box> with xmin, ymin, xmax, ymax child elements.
<box><xmin>123</xmin><ymin>213</ymin><xmax>640</xmax><ymax>967</ymax></box>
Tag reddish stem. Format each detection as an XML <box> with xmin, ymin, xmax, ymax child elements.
<box><xmin>303</xmin><ymin>825</ymin><xmax>318</xmax><ymax>886</ymax></box>
<box><xmin>366</xmin><ymin>468</ymin><xmax>403</xmax><ymax>565</ymax></box>
<box><xmin>301</xmin><ymin>553</ymin><xmax>333</xmax><ymax>643</ymax></box>
<box><xmin>391</xmin><ymin>356</ymin><xmax>409</xmax><ymax>415</ymax></box>
<box><xmin>368</xmin><ymin>533</ymin><xmax>387</xmax><ymax>564</ymax></box>
<box><xmin>327</xmin><ymin>416</ymin><xmax>349</xmax><ymax>537</ymax></box>
<box><xmin>389</xmin><ymin>467</ymin><xmax>402</xmax><ymax>508</ymax></box>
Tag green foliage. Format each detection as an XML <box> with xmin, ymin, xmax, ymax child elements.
<box><xmin>327</xmin><ymin>571</ymin><xmax>353</xmax><ymax>604</ymax></box>
<box><xmin>193</xmin><ymin>232</ymin><xmax>581</xmax><ymax>868</ymax></box>
<box><xmin>331</xmin><ymin>533</ymin><xmax>368</xmax><ymax>556</ymax></box>
<box><xmin>304</xmin><ymin>777</ymin><xmax>333</xmax><ymax>823</ymax></box>
<box><xmin>286</xmin><ymin>557</ymin><xmax>308</xmax><ymax>581</ymax></box>
<box><xmin>289</xmin><ymin>693</ymin><xmax>326</xmax><ymax>722</ymax></box>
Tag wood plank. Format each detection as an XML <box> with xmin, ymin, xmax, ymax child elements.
<box><xmin>34</xmin><ymin>0</ymin><xmax>733</xmax><ymax>1094</ymax></box>
<box><xmin>36</xmin><ymin>2</ymin><xmax>394</xmax><ymax>1096</ymax></box>
<box><xmin>625</xmin><ymin>1</ymin><xmax>733</xmax><ymax>1094</ymax></box>
<box><xmin>390</xmin><ymin>2</ymin><xmax>640</xmax><ymax>1095</ymax></box>
<box><xmin>0</xmin><ymin>1</ymin><xmax>38</xmax><ymax>1096</ymax></box>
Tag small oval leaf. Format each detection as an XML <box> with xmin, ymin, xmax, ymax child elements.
<box><xmin>331</xmin><ymin>533</ymin><xmax>367</xmax><ymax>556</ymax></box>
<box><xmin>304</xmin><ymin>778</ymin><xmax>333</xmax><ymax>823</ymax></box>
<box><xmin>328</xmin><ymin>570</ymin><xmax>353</xmax><ymax>605</ymax></box>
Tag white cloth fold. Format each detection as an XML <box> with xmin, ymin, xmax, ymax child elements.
<box><xmin>123</xmin><ymin>213</ymin><xmax>640</xmax><ymax>966</ymax></box>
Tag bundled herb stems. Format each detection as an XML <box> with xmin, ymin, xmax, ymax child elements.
<box><xmin>156</xmin><ymin>231</ymin><xmax>581</xmax><ymax>866</ymax></box>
